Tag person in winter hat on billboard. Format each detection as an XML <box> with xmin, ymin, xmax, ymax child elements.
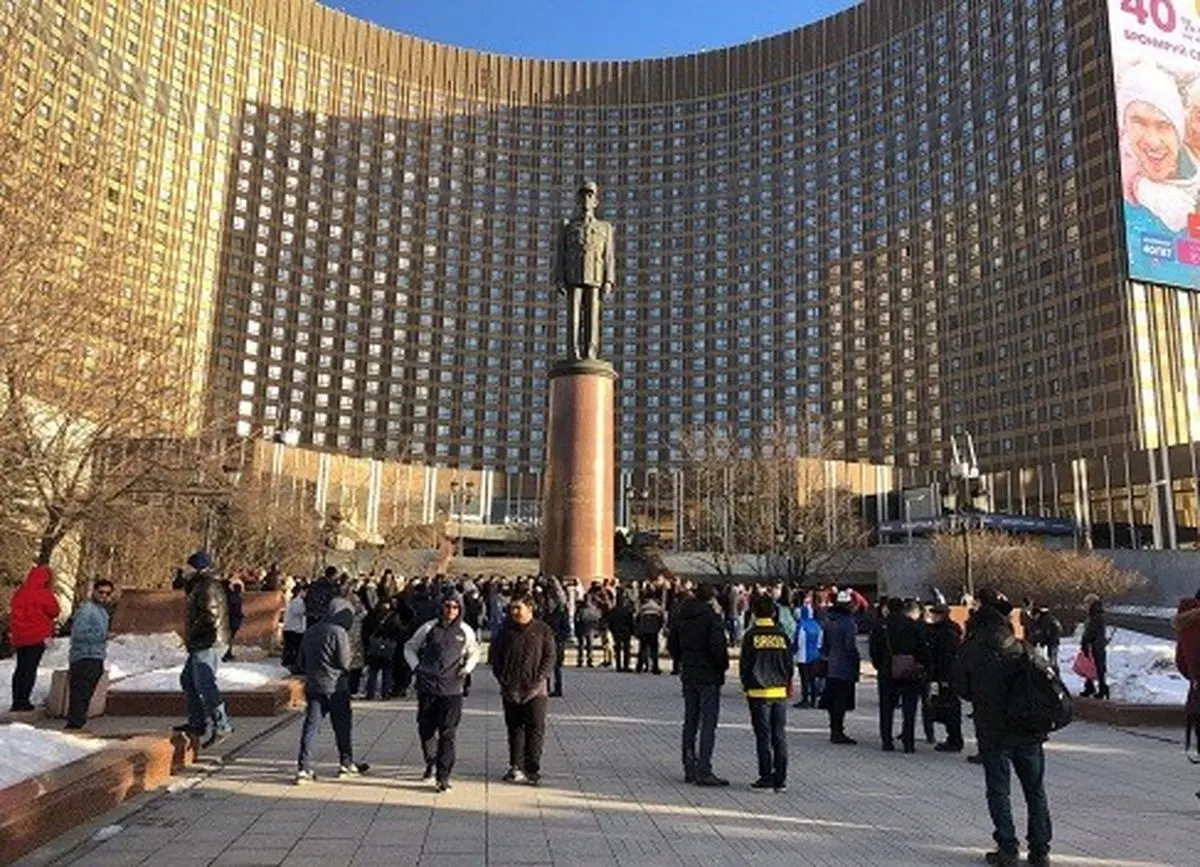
<box><xmin>1118</xmin><ymin>61</ymin><xmax>1199</xmax><ymax>233</ymax></box>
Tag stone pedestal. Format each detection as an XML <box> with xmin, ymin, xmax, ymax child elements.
<box><xmin>540</xmin><ymin>359</ymin><xmax>617</xmax><ymax>582</ymax></box>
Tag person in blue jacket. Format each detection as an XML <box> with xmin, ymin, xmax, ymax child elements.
<box><xmin>791</xmin><ymin>598</ymin><xmax>825</xmax><ymax>709</ymax></box>
<box><xmin>66</xmin><ymin>580</ymin><xmax>113</xmax><ymax>730</ymax></box>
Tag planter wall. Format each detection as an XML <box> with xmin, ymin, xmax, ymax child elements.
<box><xmin>0</xmin><ymin>732</ymin><xmax>195</xmax><ymax>863</ymax></box>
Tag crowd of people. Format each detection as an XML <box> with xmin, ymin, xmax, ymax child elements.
<box><xmin>271</xmin><ymin>566</ymin><xmax>1085</xmax><ymax>867</ymax></box>
<box><xmin>11</xmin><ymin>549</ymin><xmax>1200</xmax><ymax>867</ymax></box>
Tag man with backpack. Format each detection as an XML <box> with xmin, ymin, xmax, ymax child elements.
<box><xmin>955</xmin><ymin>603</ymin><xmax>1066</xmax><ymax>867</ymax></box>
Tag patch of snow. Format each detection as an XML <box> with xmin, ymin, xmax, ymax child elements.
<box><xmin>0</xmin><ymin>634</ymin><xmax>271</xmax><ymax>709</ymax></box>
<box><xmin>91</xmin><ymin>825</ymin><xmax>123</xmax><ymax>842</ymax></box>
<box><xmin>109</xmin><ymin>661</ymin><xmax>289</xmax><ymax>693</ymax></box>
<box><xmin>0</xmin><ymin>722</ymin><xmax>105</xmax><ymax>790</ymax></box>
<box><xmin>1108</xmin><ymin>605</ymin><xmax>1178</xmax><ymax>619</ymax></box>
<box><xmin>1058</xmin><ymin>627</ymin><xmax>1190</xmax><ymax>706</ymax></box>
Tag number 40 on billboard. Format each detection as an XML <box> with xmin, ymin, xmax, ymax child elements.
<box><xmin>1121</xmin><ymin>0</ymin><xmax>1179</xmax><ymax>32</ymax></box>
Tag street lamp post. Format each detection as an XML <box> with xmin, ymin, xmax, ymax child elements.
<box><xmin>948</xmin><ymin>430</ymin><xmax>982</xmax><ymax>600</ymax></box>
<box><xmin>450</xmin><ymin>479</ymin><xmax>475</xmax><ymax>558</ymax></box>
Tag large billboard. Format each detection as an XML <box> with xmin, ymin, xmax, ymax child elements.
<box><xmin>1111</xmin><ymin>0</ymin><xmax>1200</xmax><ymax>289</ymax></box>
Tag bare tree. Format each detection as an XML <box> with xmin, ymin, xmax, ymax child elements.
<box><xmin>931</xmin><ymin>532</ymin><xmax>1145</xmax><ymax>629</ymax></box>
<box><xmin>0</xmin><ymin>10</ymin><xmax>201</xmax><ymax>595</ymax></box>
<box><xmin>680</xmin><ymin>419</ymin><xmax>870</xmax><ymax>584</ymax></box>
<box><xmin>83</xmin><ymin>444</ymin><xmax>327</xmax><ymax>589</ymax></box>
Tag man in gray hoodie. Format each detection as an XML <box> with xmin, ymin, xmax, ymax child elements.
<box><xmin>404</xmin><ymin>591</ymin><xmax>481</xmax><ymax>792</ymax></box>
<box><xmin>295</xmin><ymin>598</ymin><xmax>369</xmax><ymax>784</ymax></box>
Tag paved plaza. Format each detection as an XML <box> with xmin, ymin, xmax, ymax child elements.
<box><xmin>20</xmin><ymin>665</ymin><xmax>1197</xmax><ymax>867</ymax></box>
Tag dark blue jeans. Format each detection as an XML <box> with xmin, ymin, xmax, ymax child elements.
<box><xmin>746</xmin><ymin>698</ymin><xmax>787</xmax><ymax>787</ymax></box>
<box><xmin>681</xmin><ymin>683</ymin><xmax>721</xmax><ymax>777</ymax></box>
<box><xmin>180</xmin><ymin>647</ymin><xmax>230</xmax><ymax>731</ymax></box>
<box><xmin>365</xmin><ymin>662</ymin><xmax>393</xmax><ymax>699</ymax></box>
<box><xmin>981</xmin><ymin>742</ymin><xmax>1052</xmax><ymax>856</ymax></box>
<box><xmin>298</xmin><ymin>690</ymin><xmax>353</xmax><ymax>772</ymax></box>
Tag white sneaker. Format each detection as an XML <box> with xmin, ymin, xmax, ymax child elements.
<box><xmin>294</xmin><ymin>769</ymin><xmax>316</xmax><ymax>785</ymax></box>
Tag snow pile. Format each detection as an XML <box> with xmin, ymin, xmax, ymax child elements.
<box><xmin>0</xmin><ymin>722</ymin><xmax>104</xmax><ymax>790</ymax></box>
<box><xmin>1058</xmin><ymin>627</ymin><xmax>1189</xmax><ymax>706</ymax></box>
<box><xmin>0</xmin><ymin>633</ymin><xmax>187</xmax><ymax>711</ymax></box>
<box><xmin>109</xmin><ymin>660</ymin><xmax>289</xmax><ymax>692</ymax></box>
<box><xmin>1</xmin><ymin>633</ymin><xmax>275</xmax><ymax>708</ymax></box>
<box><xmin>1108</xmin><ymin>604</ymin><xmax>1178</xmax><ymax>619</ymax></box>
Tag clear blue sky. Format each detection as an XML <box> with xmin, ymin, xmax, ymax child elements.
<box><xmin>320</xmin><ymin>1</ymin><xmax>861</xmax><ymax>60</ymax></box>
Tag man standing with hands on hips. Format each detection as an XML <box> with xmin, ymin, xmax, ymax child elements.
<box><xmin>405</xmin><ymin>591</ymin><xmax>481</xmax><ymax>792</ymax></box>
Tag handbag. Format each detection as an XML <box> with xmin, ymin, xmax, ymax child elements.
<box><xmin>1072</xmin><ymin>649</ymin><xmax>1098</xmax><ymax>682</ymax></box>
<box><xmin>891</xmin><ymin>654</ymin><xmax>924</xmax><ymax>680</ymax></box>
<box><xmin>886</xmin><ymin>627</ymin><xmax>925</xmax><ymax>681</ymax></box>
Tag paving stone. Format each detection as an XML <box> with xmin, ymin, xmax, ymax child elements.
<box><xmin>18</xmin><ymin>663</ymin><xmax>1198</xmax><ymax>867</ymax></box>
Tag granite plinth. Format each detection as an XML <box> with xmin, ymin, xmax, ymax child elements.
<box><xmin>541</xmin><ymin>359</ymin><xmax>617</xmax><ymax>582</ymax></box>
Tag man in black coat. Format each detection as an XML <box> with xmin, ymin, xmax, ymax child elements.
<box><xmin>954</xmin><ymin>605</ymin><xmax>1053</xmax><ymax>867</ymax></box>
<box><xmin>490</xmin><ymin>594</ymin><xmax>557</xmax><ymax>785</ymax></box>
<box><xmin>177</xmin><ymin>551</ymin><xmax>234</xmax><ymax>746</ymax></box>
<box><xmin>667</xmin><ymin>583</ymin><xmax>731</xmax><ymax>786</ymax></box>
<box><xmin>871</xmin><ymin>599</ymin><xmax>931</xmax><ymax>753</ymax></box>
<box><xmin>927</xmin><ymin>604</ymin><xmax>965</xmax><ymax>752</ymax></box>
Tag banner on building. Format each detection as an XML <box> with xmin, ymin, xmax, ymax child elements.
<box><xmin>1111</xmin><ymin>0</ymin><xmax>1200</xmax><ymax>288</ymax></box>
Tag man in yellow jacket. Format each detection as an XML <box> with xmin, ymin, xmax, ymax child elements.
<box><xmin>739</xmin><ymin>594</ymin><xmax>794</xmax><ymax>793</ymax></box>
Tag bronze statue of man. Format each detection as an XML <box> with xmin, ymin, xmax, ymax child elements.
<box><xmin>553</xmin><ymin>181</ymin><xmax>616</xmax><ymax>361</ymax></box>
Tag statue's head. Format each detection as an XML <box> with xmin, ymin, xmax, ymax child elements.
<box><xmin>576</xmin><ymin>180</ymin><xmax>598</xmax><ymax>216</ymax></box>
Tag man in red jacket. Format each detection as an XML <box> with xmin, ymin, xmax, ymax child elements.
<box><xmin>9</xmin><ymin>564</ymin><xmax>61</xmax><ymax>712</ymax></box>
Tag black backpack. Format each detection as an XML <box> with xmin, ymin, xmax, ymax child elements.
<box><xmin>1006</xmin><ymin>641</ymin><xmax>1073</xmax><ymax>736</ymax></box>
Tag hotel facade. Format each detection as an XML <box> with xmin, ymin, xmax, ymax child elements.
<box><xmin>6</xmin><ymin>0</ymin><xmax>1200</xmax><ymax>548</ymax></box>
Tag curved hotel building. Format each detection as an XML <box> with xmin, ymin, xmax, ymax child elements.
<box><xmin>6</xmin><ymin>0</ymin><xmax>1200</xmax><ymax>548</ymax></box>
